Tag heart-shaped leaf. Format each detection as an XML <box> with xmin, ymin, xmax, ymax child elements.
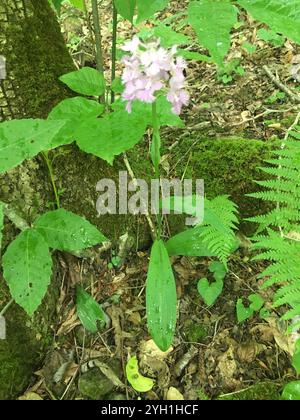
<box><xmin>236</xmin><ymin>298</ymin><xmax>254</xmax><ymax>323</ymax></box>
<box><xmin>248</xmin><ymin>294</ymin><xmax>264</xmax><ymax>312</ymax></box>
<box><xmin>197</xmin><ymin>278</ymin><xmax>223</xmax><ymax>306</ymax></box>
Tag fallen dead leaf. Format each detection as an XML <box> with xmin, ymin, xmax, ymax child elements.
<box><xmin>166</xmin><ymin>387</ymin><xmax>184</xmax><ymax>400</ymax></box>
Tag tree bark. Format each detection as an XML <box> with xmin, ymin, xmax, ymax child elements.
<box><xmin>0</xmin><ymin>0</ymin><xmax>75</xmax><ymax>121</ymax></box>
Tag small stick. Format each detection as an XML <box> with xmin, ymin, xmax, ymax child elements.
<box><xmin>263</xmin><ymin>65</ymin><xmax>300</xmax><ymax>104</ymax></box>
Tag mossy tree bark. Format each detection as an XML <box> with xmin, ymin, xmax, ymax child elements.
<box><xmin>0</xmin><ymin>0</ymin><xmax>75</xmax><ymax>400</ymax></box>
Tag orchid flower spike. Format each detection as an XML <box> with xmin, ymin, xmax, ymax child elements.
<box><xmin>121</xmin><ymin>36</ymin><xmax>189</xmax><ymax>115</ymax></box>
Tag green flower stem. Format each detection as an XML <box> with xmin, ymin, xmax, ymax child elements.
<box><xmin>152</xmin><ymin>102</ymin><xmax>162</xmax><ymax>239</ymax></box>
<box><xmin>42</xmin><ymin>151</ymin><xmax>60</xmax><ymax>209</ymax></box>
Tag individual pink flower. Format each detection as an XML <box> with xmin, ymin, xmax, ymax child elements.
<box><xmin>121</xmin><ymin>37</ymin><xmax>189</xmax><ymax>115</ymax></box>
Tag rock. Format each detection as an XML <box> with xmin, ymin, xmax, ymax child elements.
<box><xmin>78</xmin><ymin>368</ymin><xmax>115</xmax><ymax>400</ymax></box>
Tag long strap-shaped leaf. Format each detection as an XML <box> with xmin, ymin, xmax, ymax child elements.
<box><xmin>146</xmin><ymin>240</ymin><xmax>177</xmax><ymax>351</ymax></box>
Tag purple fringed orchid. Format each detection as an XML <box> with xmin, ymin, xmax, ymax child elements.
<box><xmin>121</xmin><ymin>36</ymin><xmax>189</xmax><ymax>115</ymax></box>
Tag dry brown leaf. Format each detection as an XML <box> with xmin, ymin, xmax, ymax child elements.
<box><xmin>18</xmin><ymin>392</ymin><xmax>43</xmax><ymax>401</ymax></box>
<box><xmin>139</xmin><ymin>339</ymin><xmax>173</xmax><ymax>360</ymax></box>
<box><xmin>56</xmin><ymin>307</ymin><xmax>80</xmax><ymax>336</ymax></box>
<box><xmin>166</xmin><ymin>387</ymin><xmax>184</xmax><ymax>400</ymax></box>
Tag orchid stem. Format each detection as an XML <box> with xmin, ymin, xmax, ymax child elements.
<box><xmin>152</xmin><ymin>102</ymin><xmax>162</xmax><ymax>239</ymax></box>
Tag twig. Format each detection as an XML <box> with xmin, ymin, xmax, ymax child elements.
<box><xmin>122</xmin><ymin>153</ymin><xmax>156</xmax><ymax>239</ymax></box>
<box><xmin>232</xmin><ymin>106</ymin><xmax>299</xmax><ymax>126</ymax></box>
<box><xmin>263</xmin><ymin>65</ymin><xmax>300</xmax><ymax>104</ymax></box>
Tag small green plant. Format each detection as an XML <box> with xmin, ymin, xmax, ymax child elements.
<box><xmin>257</xmin><ymin>28</ymin><xmax>285</xmax><ymax>47</ymax></box>
<box><xmin>236</xmin><ymin>294</ymin><xmax>264</xmax><ymax>323</ymax></box>
<box><xmin>197</xmin><ymin>261</ymin><xmax>227</xmax><ymax>306</ymax></box>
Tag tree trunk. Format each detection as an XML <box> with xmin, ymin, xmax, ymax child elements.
<box><xmin>0</xmin><ymin>0</ymin><xmax>74</xmax><ymax>121</ymax></box>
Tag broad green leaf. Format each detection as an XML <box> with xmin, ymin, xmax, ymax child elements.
<box><xmin>237</xmin><ymin>0</ymin><xmax>300</xmax><ymax>45</ymax></box>
<box><xmin>282</xmin><ymin>381</ymin><xmax>300</xmax><ymax>400</ymax></box>
<box><xmin>197</xmin><ymin>278</ymin><xmax>223</xmax><ymax>306</ymax></box>
<box><xmin>48</xmin><ymin>97</ymin><xmax>104</xmax><ymax>121</ymax></box>
<box><xmin>153</xmin><ymin>24</ymin><xmax>191</xmax><ymax>47</ymax></box>
<box><xmin>126</xmin><ymin>356</ymin><xmax>154</xmax><ymax>392</ymax></box>
<box><xmin>69</xmin><ymin>0</ymin><xmax>85</xmax><ymax>10</ymax></box>
<box><xmin>48</xmin><ymin>97</ymin><xmax>104</xmax><ymax>147</ymax></box>
<box><xmin>166</xmin><ymin>226</ymin><xmax>215</xmax><ymax>257</ymax></box>
<box><xmin>0</xmin><ymin>202</ymin><xmax>4</xmax><ymax>251</ymax></box>
<box><xmin>111</xmin><ymin>77</ymin><xmax>124</xmax><ymax>94</ymax></box>
<box><xmin>136</xmin><ymin>0</ymin><xmax>169</xmax><ymax>23</ymax></box>
<box><xmin>0</xmin><ymin>119</ymin><xmax>66</xmax><ymax>174</ymax></box>
<box><xmin>76</xmin><ymin>286</ymin><xmax>109</xmax><ymax>333</ymax></box>
<box><xmin>188</xmin><ymin>0</ymin><xmax>238</xmax><ymax>67</ymax></box>
<box><xmin>76</xmin><ymin>109</ymin><xmax>148</xmax><ymax>164</ymax></box>
<box><xmin>59</xmin><ymin>67</ymin><xmax>105</xmax><ymax>96</ymax></box>
<box><xmin>33</xmin><ymin>209</ymin><xmax>107</xmax><ymax>251</ymax></box>
<box><xmin>236</xmin><ymin>298</ymin><xmax>254</xmax><ymax>323</ymax></box>
<box><xmin>115</xmin><ymin>0</ymin><xmax>136</xmax><ymax>22</ymax></box>
<box><xmin>146</xmin><ymin>240</ymin><xmax>177</xmax><ymax>351</ymax></box>
<box><xmin>3</xmin><ymin>229</ymin><xmax>52</xmax><ymax>316</ymax></box>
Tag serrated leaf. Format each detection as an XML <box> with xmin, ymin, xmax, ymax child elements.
<box><xmin>48</xmin><ymin>97</ymin><xmax>104</xmax><ymax>120</ymax></box>
<box><xmin>48</xmin><ymin>97</ymin><xmax>104</xmax><ymax>147</ymax></box>
<box><xmin>188</xmin><ymin>0</ymin><xmax>238</xmax><ymax>67</ymax></box>
<box><xmin>136</xmin><ymin>0</ymin><xmax>169</xmax><ymax>23</ymax></box>
<box><xmin>59</xmin><ymin>67</ymin><xmax>105</xmax><ymax>96</ymax></box>
<box><xmin>33</xmin><ymin>209</ymin><xmax>107</xmax><ymax>252</ymax></box>
<box><xmin>0</xmin><ymin>119</ymin><xmax>66</xmax><ymax>174</ymax></box>
<box><xmin>126</xmin><ymin>356</ymin><xmax>154</xmax><ymax>392</ymax></box>
<box><xmin>0</xmin><ymin>202</ymin><xmax>4</xmax><ymax>251</ymax></box>
<box><xmin>237</xmin><ymin>0</ymin><xmax>300</xmax><ymax>45</ymax></box>
<box><xmin>75</xmin><ymin>108</ymin><xmax>148</xmax><ymax>164</ymax></box>
<box><xmin>197</xmin><ymin>278</ymin><xmax>223</xmax><ymax>306</ymax></box>
<box><xmin>282</xmin><ymin>381</ymin><xmax>300</xmax><ymax>400</ymax></box>
<box><xmin>115</xmin><ymin>0</ymin><xmax>136</xmax><ymax>22</ymax></box>
<box><xmin>76</xmin><ymin>286</ymin><xmax>109</xmax><ymax>333</ymax></box>
<box><xmin>3</xmin><ymin>229</ymin><xmax>52</xmax><ymax>316</ymax></box>
<box><xmin>146</xmin><ymin>240</ymin><xmax>177</xmax><ymax>351</ymax></box>
<box><xmin>166</xmin><ymin>226</ymin><xmax>216</xmax><ymax>257</ymax></box>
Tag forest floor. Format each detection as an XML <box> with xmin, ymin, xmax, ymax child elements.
<box><xmin>19</xmin><ymin>1</ymin><xmax>300</xmax><ymax>400</ymax></box>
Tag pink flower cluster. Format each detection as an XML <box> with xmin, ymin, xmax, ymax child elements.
<box><xmin>121</xmin><ymin>36</ymin><xmax>189</xmax><ymax>115</ymax></box>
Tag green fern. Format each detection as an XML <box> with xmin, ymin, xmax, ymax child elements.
<box><xmin>248</xmin><ymin>125</ymin><xmax>300</xmax><ymax>330</ymax></box>
<box><xmin>199</xmin><ymin>196</ymin><xmax>239</xmax><ymax>266</ymax></box>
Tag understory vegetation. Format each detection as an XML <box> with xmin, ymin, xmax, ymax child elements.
<box><xmin>0</xmin><ymin>0</ymin><xmax>300</xmax><ymax>401</ymax></box>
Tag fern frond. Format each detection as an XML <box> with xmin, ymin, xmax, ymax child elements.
<box><xmin>248</xmin><ymin>124</ymin><xmax>300</xmax><ymax>326</ymax></box>
<box><xmin>198</xmin><ymin>195</ymin><xmax>239</xmax><ymax>265</ymax></box>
